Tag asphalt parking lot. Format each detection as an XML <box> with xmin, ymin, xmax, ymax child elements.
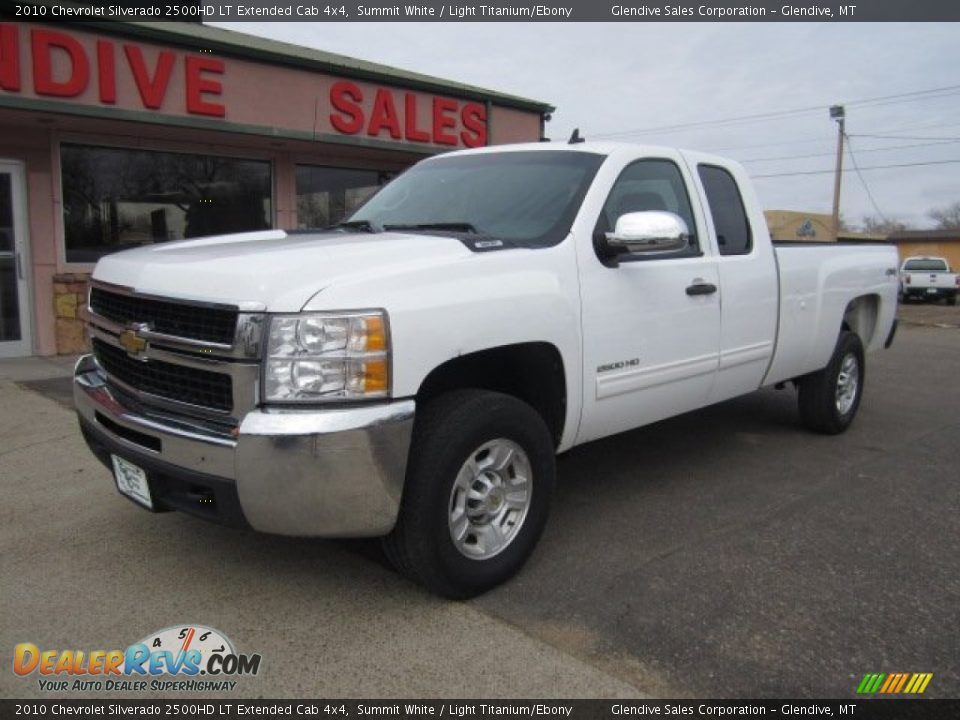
<box><xmin>1</xmin><ymin>312</ymin><xmax>957</xmax><ymax>700</ymax></box>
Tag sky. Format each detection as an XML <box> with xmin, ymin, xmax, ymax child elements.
<box><xmin>214</xmin><ymin>21</ymin><xmax>960</xmax><ymax>230</ymax></box>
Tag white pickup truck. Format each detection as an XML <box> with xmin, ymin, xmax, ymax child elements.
<box><xmin>899</xmin><ymin>256</ymin><xmax>958</xmax><ymax>305</ymax></box>
<box><xmin>74</xmin><ymin>142</ymin><xmax>899</xmax><ymax>597</ymax></box>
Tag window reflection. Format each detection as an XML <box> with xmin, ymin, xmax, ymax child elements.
<box><xmin>295</xmin><ymin>165</ymin><xmax>392</xmax><ymax>229</ymax></box>
<box><xmin>61</xmin><ymin>144</ymin><xmax>272</xmax><ymax>263</ymax></box>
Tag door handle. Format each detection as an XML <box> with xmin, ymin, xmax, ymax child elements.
<box><xmin>686</xmin><ymin>279</ymin><xmax>717</xmax><ymax>296</ymax></box>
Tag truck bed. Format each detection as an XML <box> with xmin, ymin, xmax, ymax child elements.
<box><xmin>763</xmin><ymin>243</ymin><xmax>899</xmax><ymax>386</ymax></box>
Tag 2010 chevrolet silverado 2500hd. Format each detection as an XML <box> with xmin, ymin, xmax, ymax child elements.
<box><xmin>74</xmin><ymin>142</ymin><xmax>899</xmax><ymax>597</ymax></box>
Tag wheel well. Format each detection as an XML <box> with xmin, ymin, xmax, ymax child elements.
<box><xmin>842</xmin><ymin>295</ymin><xmax>880</xmax><ymax>347</ymax></box>
<box><xmin>416</xmin><ymin>343</ymin><xmax>567</xmax><ymax>447</ymax></box>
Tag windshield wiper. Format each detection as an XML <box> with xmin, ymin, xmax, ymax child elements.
<box><xmin>333</xmin><ymin>219</ymin><xmax>381</xmax><ymax>233</ymax></box>
<box><xmin>383</xmin><ymin>222</ymin><xmax>479</xmax><ymax>234</ymax></box>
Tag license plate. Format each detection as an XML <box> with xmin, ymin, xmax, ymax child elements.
<box><xmin>927</xmin><ymin>288</ymin><xmax>938</xmax><ymax>294</ymax></box>
<box><xmin>111</xmin><ymin>455</ymin><xmax>153</xmax><ymax>509</ymax></box>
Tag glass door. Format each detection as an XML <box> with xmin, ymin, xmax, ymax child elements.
<box><xmin>0</xmin><ymin>161</ymin><xmax>32</xmax><ymax>358</ymax></box>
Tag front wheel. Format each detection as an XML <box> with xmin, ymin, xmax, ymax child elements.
<box><xmin>797</xmin><ymin>331</ymin><xmax>865</xmax><ymax>435</ymax></box>
<box><xmin>383</xmin><ymin>390</ymin><xmax>555</xmax><ymax>599</ymax></box>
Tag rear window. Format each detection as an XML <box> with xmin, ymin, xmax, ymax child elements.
<box><xmin>904</xmin><ymin>259</ymin><xmax>949</xmax><ymax>272</ymax></box>
<box><xmin>698</xmin><ymin>164</ymin><xmax>752</xmax><ymax>256</ymax></box>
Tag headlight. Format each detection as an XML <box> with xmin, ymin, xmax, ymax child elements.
<box><xmin>263</xmin><ymin>311</ymin><xmax>390</xmax><ymax>402</ymax></box>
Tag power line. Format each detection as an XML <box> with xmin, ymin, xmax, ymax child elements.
<box><xmin>740</xmin><ymin>139</ymin><xmax>960</xmax><ymax>163</ymax></box>
<box><xmin>592</xmin><ymin>107</ymin><xmax>822</xmax><ymax>139</ymax></box>
<box><xmin>591</xmin><ymin>84</ymin><xmax>960</xmax><ymax>139</ymax></box>
<box><xmin>711</xmin><ymin>120</ymin><xmax>960</xmax><ymax>153</ymax></box>
<box><xmin>846</xmin><ymin>89</ymin><xmax>960</xmax><ymax>111</ymax></box>
<box><xmin>848</xmin><ymin>133</ymin><xmax>960</xmax><ymax>142</ymax></box>
<box><xmin>845</xmin><ymin>85</ymin><xmax>960</xmax><ymax>105</ymax></box>
<box><xmin>844</xmin><ymin>134</ymin><xmax>887</xmax><ymax>221</ymax></box>
<box><xmin>751</xmin><ymin>158</ymin><xmax>960</xmax><ymax>179</ymax></box>
<box><xmin>711</xmin><ymin>135</ymin><xmax>835</xmax><ymax>153</ymax></box>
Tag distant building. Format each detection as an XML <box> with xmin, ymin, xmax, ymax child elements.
<box><xmin>888</xmin><ymin>229</ymin><xmax>960</xmax><ymax>269</ymax></box>
<box><xmin>764</xmin><ymin>210</ymin><xmax>884</xmax><ymax>243</ymax></box>
<box><xmin>765</xmin><ymin>210</ymin><xmax>960</xmax><ymax>269</ymax></box>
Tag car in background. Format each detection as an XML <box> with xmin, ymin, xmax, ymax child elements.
<box><xmin>899</xmin><ymin>256</ymin><xmax>958</xmax><ymax>305</ymax></box>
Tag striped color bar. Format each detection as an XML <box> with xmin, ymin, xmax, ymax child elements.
<box><xmin>856</xmin><ymin>672</ymin><xmax>932</xmax><ymax>694</ymax></box>
<box><xmin>856</xmin><ymin>673</ymin><xmax>885</xmax><ymax>694</ymax></box>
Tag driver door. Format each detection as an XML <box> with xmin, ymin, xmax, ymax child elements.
<box><xmin>575</xmin><ymin>156</ymin><xmax>720</xmax><ymax>443</ymax></box>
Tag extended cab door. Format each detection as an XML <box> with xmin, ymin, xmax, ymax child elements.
<box><xmin>574</xmin><ymin>151</ymin><xmax>721</xmax><ymax>444</ymax></box>
<box><xmin>685</xmin><ymin>156</ymin><xmax>778</xmax><ymax>403</ymax></box>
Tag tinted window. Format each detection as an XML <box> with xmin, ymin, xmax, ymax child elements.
<box><xmin>350</xmin><ymin>151</ymin><xmax>605</xmax><ymax>247</ymax></box>
<box><xmin>61</xmin><ymin>144</ymin><xmax>272</xmax><ymax>264</ymax></box>
<box><xmin>296</xmin><ymin>165</ymin><xmax>393</xmax><ymax>229</ymax></box>
<box><xmin>594</xmin><ymin>159</ymin><xmax>699</xmax><ymax>259</ymax></box>
<box><xmin>698</xmin><ymin>164</ymin><xmax>752</xmax><ymax>256</ymax></box>
<box><xmin>903</xmin><ymin>259</ymin><xmax>949</xmax><ymax>272</ymax></box>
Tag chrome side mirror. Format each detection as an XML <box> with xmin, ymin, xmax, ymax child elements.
<box><xmin>605</xmin><ymin>211</ymin><xmax>690</xmax><ymax>256</ymax></box>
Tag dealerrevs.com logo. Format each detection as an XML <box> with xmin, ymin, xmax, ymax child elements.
<box><xmin>13</xmin><ymin>625</ymin><xmax>261</xmax><ymax>693</ymax></box>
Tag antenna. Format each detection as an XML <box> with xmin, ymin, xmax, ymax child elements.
<box><xmin>568</xmin><ymin>128</ymin><xmax>585</xmax><ymax>144</ymax></box>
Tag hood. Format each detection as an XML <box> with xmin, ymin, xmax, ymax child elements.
<box><xmin>92</xmin><ymin>230</ymin><xmax>475</xmax><ymax>312</ymax></box>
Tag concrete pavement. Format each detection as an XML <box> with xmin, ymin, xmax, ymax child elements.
<box><xmin>1</xmin><ymin>322</ymin><xmax>958</xmax><ymax>699</ymax></box>
<box><xmin>0</xmin><ymin>370</ymin><xmax>642</xmax><ymax>699</ymax></box>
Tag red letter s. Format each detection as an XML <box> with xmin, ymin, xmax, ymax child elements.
<box><xmin>329</xmin><ymin>81</ymin><xmax>364</xmax><ymax>134</ymax></box>
<box><xmin>460</xmin><ymin>103</ymin><xmax>487</xmax><ymax>148</ymax></box>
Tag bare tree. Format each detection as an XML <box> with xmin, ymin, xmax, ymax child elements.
<box><xmin>860</xmin><ymin>215</ymin><xmax>910</xmax><ymax>235</ymax></box>
<box><xmin>928</xmin><ymin>201</ymin><xmax>960</xmax><ymax>230</ymax></box>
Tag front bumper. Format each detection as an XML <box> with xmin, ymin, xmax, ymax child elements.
<box><xmin>74</xmin><ymin>354</ymin><xmax>415</xmax><ymax>537</ymax></box>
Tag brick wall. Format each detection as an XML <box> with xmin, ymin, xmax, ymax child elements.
<box><xmin>53</xmin><ymin>273</ymin><xmax>91</xmax><ymax>355</ymax></box>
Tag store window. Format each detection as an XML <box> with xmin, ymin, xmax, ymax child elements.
<box><xmin>61</xmin><ymin>144</ymin><xmax>272</xmax><ymax>264</ymax></box>
<box><xmin>296</xmin><ymin>165</ymin><xmax>392</xmax><ymax>229</ymax></box>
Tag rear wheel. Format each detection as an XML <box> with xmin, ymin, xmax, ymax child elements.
<box><xmin>383</xmin><ymin>389</ymin><xmax>555</xmax><ymax>599</ymax></box>
<box><xmin>797</xmin><ymin>331</ymin><xmax>865</xmax><ymax>435</ymax></box>
<box><xmin>947</xmin><ymin>295</ymin><xmax>957</xmax><ymax>306</ymax></box>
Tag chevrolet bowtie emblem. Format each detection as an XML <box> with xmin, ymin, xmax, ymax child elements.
<box><xmin>119</xmin><ymin>325</ymin><xmax>150</xmax><ymax>359</ymax></box>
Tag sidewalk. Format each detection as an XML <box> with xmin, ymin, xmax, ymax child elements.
<box><xmin>0</xmin><ymin>362</ymin><xmax>643</xmax><ymax>699</ymax></box>
<box><xmin>0</xmin><ymin>354</ymin><xmax>79</xmax><ymax>382</ymax></box>
<box><xmin>0</xmin><ymin>354</ymin><xmax>80</xmax><ymax>409</ymax></box>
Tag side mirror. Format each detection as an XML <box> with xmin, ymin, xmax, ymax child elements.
<box><xmin>605</xmin><ymin>211</ymin><xmax>690</xmax><ymax>256</ymax></box>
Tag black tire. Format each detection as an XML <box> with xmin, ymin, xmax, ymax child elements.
<box><xmin>797</xmin><ymin>331</ymin><xmax>865</xmax><ymax>435</ymax></box>
<box><xmin>383</xmin><ymin>389</ymin><xmax>555</xmax><ymax>599</ymax></box>
<box><xmin>947</xmin><ymin>296</ymin><xmax>957</xmax><ymax>306</ymax></box>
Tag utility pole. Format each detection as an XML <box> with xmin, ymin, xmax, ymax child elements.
<box><xmin>830</xmin><ymin>105</ymin><xmax>846</xmax><ymax>240</ymax></box>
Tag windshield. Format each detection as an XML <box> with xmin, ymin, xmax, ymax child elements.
<box><xmin>346</xmin><ymin>150</ymin><xmax>605</xmax><ymax>247</ymax></box>
<box><xmin>904</xmin><ymin>259</ymin><xmax>949</xmax><ymax>272</ymax></box>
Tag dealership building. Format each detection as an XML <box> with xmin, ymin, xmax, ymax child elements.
<box><xmin>0</xmin><ymin>19</ymin><xmax>552</xmax><ymax>357</ymax></box>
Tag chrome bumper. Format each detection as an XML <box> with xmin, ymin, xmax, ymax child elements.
<box><xmin>73</xmin><ymin>354</ymin><xmax>415</xmax><ymax>537</ymax></box>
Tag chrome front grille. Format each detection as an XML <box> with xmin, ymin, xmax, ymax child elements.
<box><xmin>90</xmin><ymin>287</ymin><xmax>238</xmax><ymax>345</ymax></box>
<box><xmin>85</xmin><ymin>284</ymin><xmax>263</xmax><ymax>420</ymax></box>
<box><xmin>92</xmin><ymin>338</ymin><xmax>233</xmax><ymax>412</ymax></box>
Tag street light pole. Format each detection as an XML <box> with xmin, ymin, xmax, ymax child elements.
<box><xmin>830</xmin><ymin>105</ymin><xmax>846</xmax><ymax>241</ymax></box>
